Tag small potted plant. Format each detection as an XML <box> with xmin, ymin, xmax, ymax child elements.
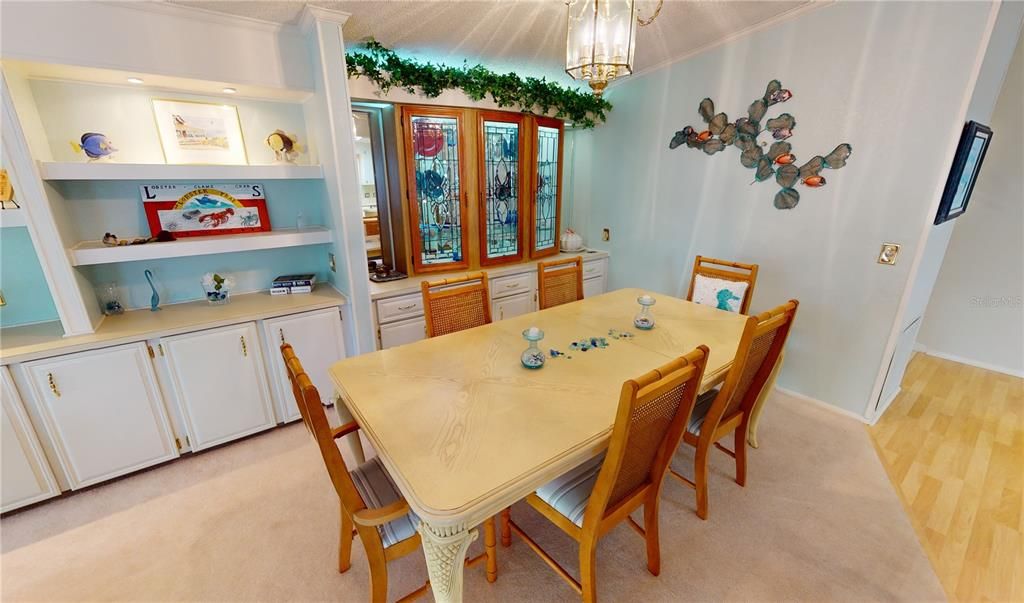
<box><xmin>202</xmin><ymin>272</ymin><xmax>234</xmax><ymax>305</ymax></box>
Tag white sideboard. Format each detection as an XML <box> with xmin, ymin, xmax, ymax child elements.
<box><xmin>372</xmin><ymin>251</ymin><xmax>610</xmax><ymax>350</ymax></box>
<box><xmin>0</xmin><ymin>288</ymin><xmax>348</xmax><ymax>512</ymax></box>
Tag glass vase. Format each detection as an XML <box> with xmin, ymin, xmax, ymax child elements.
<box><xmin>521</xmin><ymin>327</ymin><xmax>546</xmax><ymax>369</ymax></box>
<box><xmin>634</xmin><ymin>295</ymin><xmax>656</xmax><ymax>330</ymax></box>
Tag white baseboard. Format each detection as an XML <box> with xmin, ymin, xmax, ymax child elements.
<box><xmin>913</xmin><ymin>344</ymin><xmax>1024</xmax><ymax>378</ymax></box>
<box><xmin>774</xmin><ymin>386</ymin><xmax>871</xmax><ymax>424</ymax></box>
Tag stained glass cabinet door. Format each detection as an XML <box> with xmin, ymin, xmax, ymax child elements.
<box><xmin>477</xmin><ymin>112</ymin><xmax>526</xmax><ymax>266</ymax></box>
<box><xmin>402</xmin><ymin>106</ymin><xmax>470</xmax><ymax>273</ymax></box>
<box><xmin>530</xmin><ymin>117</ymin><xmax>563</xmax><ymax>258</ymax></box>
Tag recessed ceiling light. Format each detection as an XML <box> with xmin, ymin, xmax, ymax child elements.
<box><xmin>127</xmin><ymin>77</ymin><xmax>144</xmax><ymax>84</ymax></box>
<box><xmin>222</xmin><ymin>87</ymin><xmax>237</xmax><ymax>94</ymax></box>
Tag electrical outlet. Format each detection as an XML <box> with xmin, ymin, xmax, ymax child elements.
<box><xmin>602</xmin><ymin>228</ymin><xmax>610</xmax><ymax>242</ymax></box>
<box><xmin>878</xmin><ymin>243</ymin><xmax>900</xmax><ymax>265</ymax></box>
<box><xmin>328</xmin><ymin>252</ymin><xmax>337</xmax><ymax>273</ymax></box>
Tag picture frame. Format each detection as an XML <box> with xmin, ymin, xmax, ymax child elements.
<box><xmin>934</xmin><ymin>120</ymin><xmax>992</xmax><ymax>225</ymax></box>
<box><xmin>141</xmin><ymin>183</ymin><xmax>270</xmax><ymax>238</ymax></box>
<box><xmin>152</xmin><ymin>99</ymin><xmax>248</xmax><ymax>165</ymax></box>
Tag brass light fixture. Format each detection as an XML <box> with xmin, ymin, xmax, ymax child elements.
<box><xmin>565</xmin><ymin>0</ymin><xmax>663</xmax><ymax>97</ymax></box>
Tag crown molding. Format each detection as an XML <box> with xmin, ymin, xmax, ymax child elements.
<box><xmin>101</xmin><ymin>1</ymin><xmax>293</xmax><ymax>34</ymax></box>
<box><xmin>299</xmin><ymin>5</ymin><xmax>352</xmax><ymax>34</ymax></box>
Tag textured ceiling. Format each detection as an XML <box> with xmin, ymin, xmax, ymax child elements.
<box><xmin>166</xmin><ymin>1</ymin><xmax>813</xmax><ymax>84</ymax></box>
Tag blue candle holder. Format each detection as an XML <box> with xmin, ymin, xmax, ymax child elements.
<box><xmin>521</xmin><ymin>327</ymin><xmax>546</xmax><ymax>369</ymax></box>
<box><xmin>634</xmin><ymin>295</ymin><xmax>656</xmax><ymax>330</ymax></box>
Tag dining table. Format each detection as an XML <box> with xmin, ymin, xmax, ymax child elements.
<box><xmin>328</xmin><ymin>287</ymin><xmax>748</xmax><ymax>602</ymax></box>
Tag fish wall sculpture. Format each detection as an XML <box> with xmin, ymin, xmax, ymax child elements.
<box><xmin>668</xmin><ymin>80</ymin><xmax>851</xmax><ymax>209</ymax></box>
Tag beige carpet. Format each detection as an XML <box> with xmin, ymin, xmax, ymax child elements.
<box><xmin>1</xmin><ymin>392</ymin><xmax>944</xmax><ymax>602</ymax></box>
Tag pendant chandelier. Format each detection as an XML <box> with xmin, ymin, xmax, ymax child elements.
<box><xmin>565</xmin><ymin>0</ymin><xmax>663</xmax><ymax>97</ymax></box>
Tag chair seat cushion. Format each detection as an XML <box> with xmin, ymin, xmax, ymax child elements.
<box><xmin>692</xmin><ymin>274</ymin><xmax>749</xmax><ymax>313</ymax></box>
<box><xmin>350</xmin><ymin>457</ymin><xmax>419</xmax><ymax>548</ymax></box>
<box><xmin>688</xmin><ymin>388</ymin><xmax>721</xmax><ymax>436</ymax></box>
<box><xmin>535</xmin><ymin>453</ymin><xmax>606</xmax><ymax>527</ymax></box>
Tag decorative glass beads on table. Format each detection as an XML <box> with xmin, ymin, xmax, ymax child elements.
<box><xmin>607</xmin><ymin>329</ymin><xmax>634</xmax><ymax>340</ymax></box>
<box><xmin>521</xmin><ymin>327</ymin><xmax>546</xmax><ymax>369</ymax></box>
<box><xmin>634</xmin><ymin>295</ymin><xmax>656</xmax><ymax>330</ymax></box>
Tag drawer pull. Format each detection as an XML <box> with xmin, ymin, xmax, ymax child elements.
<box><xmin>279</xmin><ymin>328</ymin><xmax>286</xmax><ymax>344</ymax></box>
<box><xmin>585</xmin><ymin>267</ymin><xmax>597</xmax><ymax>274</ymax></box>
<box><xmin>241</xmin><ymin>335</ymin><xmax>248</xmax><ymax>357</ymax></box>
<box><xmin>397</xmin><ymin>304</ymin><xmax>417</xmax><ymax>311</ymax></box>
<box><xmin>504</xmin><ymin>283</ymin><xmax>521</xmax><ymax>289</ymax></box>
<box><xmin>47</xmin><ymin>372</ymin><xmax>60</xmax><ymax>398</ymax></box>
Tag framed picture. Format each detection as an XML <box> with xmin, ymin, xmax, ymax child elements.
<box><xmin>934</xmin><ymin>121</ymin><xmax>992</xmax><ymax>225</ymax></box>
<box><xmin>141</xmin><ymin>183</ymin><xmax>270</xmax><ymax>238</ymax></box>
<box><xmin>152</xmin><ymin>99</ymin><xmax>248</xmax><ymax>165</ymax></box>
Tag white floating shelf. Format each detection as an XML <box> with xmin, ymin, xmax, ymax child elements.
<box><xmin>69</xmin><ymin>227</ymin><xmax>332</xmax><ymax>266</ymax></box>
<box><xmin>0</xmin><ymin>209</ymin><xmax>28</xmax><ymax>228</ymax></box>
<box><xmin>38</xmin><ymin>162</ymin><xmax>324</xmax><ymax>181</ymax></box>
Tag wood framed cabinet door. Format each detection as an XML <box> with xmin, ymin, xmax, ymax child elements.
<box><xmin>492</xmin><ymin>291</ymin><xmax>536</xmax><ymax>322</ymax></box>
<box><xmin>2</xmin><ymin>366</ymin><xmax>60</xmax><ymax>511</ymax></box>
<box><xmin>379</xmin><ymin>316</ymin><xmax>427</xmax><ymax>349</ymax></box>
<box><xmin>401</xmin><ymin>105</ymin><xmax>470</xmax><ymax>273</ymax></box>
<box><xmin>529</xmin><ymin>116</ymin><xmax>564</xmax><ymax>259</ymax></box>
<box><xmin>262</xmin><ymin>309</ymin><xmax>346</xmax><ymax>423</ymax></box>
<box><xmin>477</xmin><ymin>111</ymin><xmax>526</xmax><ymax>266</ymax></box>
<box><xmin>22</xmin><ymin>343</ymin><xmax>178</xmax><ymax>489</ymax></box>
<box><xmin>161</xmin><ymin>323</ymin><xmax>275</xmax><ymax>451</ymax></box>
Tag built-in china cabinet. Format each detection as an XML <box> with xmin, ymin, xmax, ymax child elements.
<box><xmin>399</xmin><ymin>105</ymin><xmax>564</xmax><ymax>274</ymax></box>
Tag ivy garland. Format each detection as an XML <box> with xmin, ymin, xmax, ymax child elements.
<box><xmin>345</xmin><ymin>40</ymin><xmax>611</xmax><ymax>128</ymax></box>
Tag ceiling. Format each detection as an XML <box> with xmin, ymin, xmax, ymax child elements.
<box><xmin>166</xmin><ymin>1</ymin><xmax>814</xmax><ymax>85</ymax></box>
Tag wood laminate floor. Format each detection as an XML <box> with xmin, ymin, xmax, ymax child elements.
<box><xmin>870</xmin><ymin>352</ymin><xmax>1023</xmax><ymax>603</ymax></box>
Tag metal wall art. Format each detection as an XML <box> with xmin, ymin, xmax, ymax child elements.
<box><xmin>668</xmin><ymin>80</ymin><xmax>852</xmax><ymax>209</ymax></box>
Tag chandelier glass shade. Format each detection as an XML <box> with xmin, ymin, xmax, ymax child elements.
<box><xmin>565</xmin><ymin>0</ymin><xmax>638</xmax><ymax>97</ymax></box>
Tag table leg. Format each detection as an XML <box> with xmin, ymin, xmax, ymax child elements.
<box><xmin>417</xmin><ymin>521</ymin><xmax>477</xmax><ymax>603</ymax></box>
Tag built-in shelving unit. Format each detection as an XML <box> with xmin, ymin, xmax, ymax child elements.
<box><xmin>68</xmin><ymin>227</ymin><xmax>332</xmax><ymax>266</ymax></box>
<box><xmin>38</xmin><ymin>162</ymin><xmax>324</xmax><ymax>181</ymax></box>
<box><xmin>0</xmin><ymin>209</ymin><xmax>28</xmax><ymax>228</ymax></box>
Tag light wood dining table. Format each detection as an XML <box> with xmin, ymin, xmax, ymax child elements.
<box><xmin>328</xmin><ymin>287</ymin><xmax>748</xmax><ymax>602</ymax></box>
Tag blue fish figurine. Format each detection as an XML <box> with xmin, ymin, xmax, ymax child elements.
<box><xmin>70</xmin><ymin>132</ymin><xmax>117</xmax><ymax>161</ymax></box>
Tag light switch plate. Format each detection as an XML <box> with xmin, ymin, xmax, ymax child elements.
<box><xmin>878</xmin><ymin>243</ymin><xmax>900</xmax><ymax>265</ymax></box>
<box><xmin>602</xmin><ymin>228</ymin><xmax>610</xmax><ymax>241</ymax></box>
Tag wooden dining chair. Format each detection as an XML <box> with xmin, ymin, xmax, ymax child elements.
<box><xmin>685</xmin><ymin>255</ymin><xmax>759</xmax><ymax>314</ymax></box>
<box><xmin>503</xmin><ymin>346</ymin><xmax>709</xmax><ymax>602</ymax></box>
<box><xmin>420</xmin><ymin>272</ymin><xmax>492</xmax><ymax>338</ymax></box>
<box><xmin>747</xmin><ymin>350</ymin><xmax>784</xmax><ymax>449</ymax></box>
<box><xmin>668</xmin><ymin>300</ymin><xmax>798</xmax><ymax>520</ymax></box>
<box><xmin>538</xmin><ymin>256</ymin><xmax>584</xmax><ymax>309</ymax></box>
<box><xmin>281</xmin><ymin>344</ymin><xmax>498</xmax><ymax>602</ymax></box>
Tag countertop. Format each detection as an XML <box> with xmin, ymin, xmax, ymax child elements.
<box><xmin>368</xmin><ymin>249</ymin><xmax>609</xmax><ymax>300</ymax></box>
<box><xmin>0</xmin><ymin>286</ymin><xmax>348</xmax><ymax>365</ymax></box>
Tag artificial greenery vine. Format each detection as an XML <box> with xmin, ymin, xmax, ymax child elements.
<box><xmin>345</xmin><ymin>40</ymin><xmax>611</xmax><ymax>128</ymax></box>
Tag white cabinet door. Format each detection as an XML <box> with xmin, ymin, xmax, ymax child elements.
<box><xmin>379</xmin><ymin>316</ymin><xmax>426</xmax><ymax>349</ymax></box>
<box><xmin>262</xmin><ymin>309</ymin><xmax>346</xmax><ymax>423</ymax></box>
<box><xmin>22</xmin><ymin>343</ymin><xmax>178</xmax><ymax>489</ymax></box>
<box><xmin>492</xmin><ymin>291</ymin><xmax>536</xmax><ymax>321</ymax></box>
<box><xmin>2</xmin><ymin>366</ymin><xmax>60</xmax><ymax>512</ymax></box>
<box><xmin>583</xmin><ymin>277</ymin><xmax>605</xmax><ymax>299</ymax></box>
<box><xmin>161</xmin><ymin>323</ymin><xmax>276</xmax><ymax>451</ymax></box>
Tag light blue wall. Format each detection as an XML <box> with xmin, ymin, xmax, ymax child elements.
<box><xmin>0</xmin><ymin>227</ymin><xmax>60</xmax><ymax>326</ymax></box>
<box><xmin>569</xmin><ymin>2</ymin><xmax>995</xmax><ymax>415</ymax></box>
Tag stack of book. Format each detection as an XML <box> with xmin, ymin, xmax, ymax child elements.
<box><xmin>271</xmin><ymin>274</ymin><xmax>316</xmax><ymax>295</ymax></box>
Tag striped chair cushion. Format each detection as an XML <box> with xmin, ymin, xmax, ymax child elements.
<box><xmin>535</xmin><ymin>453</ymin><xmax>606</xmax><ymax>527</ymax></box>
<box><xmin>350</xmin><ymin>457</ymin><xmax>419</xmax><ymax>548</ymax></box>
<box><xmin>687</xmin><ymin>388</ymin><xmax>721</xmax><ymax>436</ymax></box>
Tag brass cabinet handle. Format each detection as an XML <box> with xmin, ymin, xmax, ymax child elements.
<box><xmin>279</xmin><ymin>328</ymin><xmax>285</xmax><ymax>344</ymax></box>
<box><xmin>505</xmin><ymin>283</ymin><xmax>520</xmax><ymax>288</ymax></box>
<box><xmin>241</xmin><ymin>335</ymin><xmax>248</xmax><ymax>357</ymax></box>
<box><xmin>397</xmin><ymin>304</ymin><xmax>416</xmax><ymax>311</ymax></box>
<box><xmin>48</xmin><ymin>372</ymin><xmax>60</xmax><ymax>398</ymax></box>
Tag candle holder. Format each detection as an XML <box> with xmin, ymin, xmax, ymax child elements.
<box><xmin>634</xmin><ymin>295</ymin><xmax>656</xmax><ymax>330</ymax></box>
<box><xmin>521</xmin><ymin>327</ymin><xmax>546</xmax><ymax>369</ymax></box>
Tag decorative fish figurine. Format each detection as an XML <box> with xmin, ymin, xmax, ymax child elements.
<box><xmin>767</xmin><ymin>88</ymin><xmax>792</xmax><ymax>105</ymax></box>
<box><xmin>772</xmin><ymin>128</ymin><xmax>793</xmax><ymax>141</ymax></box>
<box><xmin>70</xmin><ymin>132</ymin><xmax>117</xmax><ymax>161</ymax></box>
<box><xmin>668</xmin><ymin>126</ymin><xmax>694</xmax><ymax>149</ymax></box>
<box><xmin>802</xmin><ymin>175</ymin><xmax>827</xmax><ymax>187</ymax></box>
<box><xmin>266</xmin><ymin>129</ymin><xmax>303</xmax><ymax>163</ymax></box>
<box><xmin>775</xmin><ymin>153</ymin><xmax>796</xmax><ymax>165</ymax></box>
<box><xmin>696</xmin><ymin>130</ymin><xmax>713</xmax><ymax>142</ymax></box>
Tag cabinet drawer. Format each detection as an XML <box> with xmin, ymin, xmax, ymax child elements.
<box><xmin>376</xmin><ymin>292</ymin><xmax>424</xmax><ymax>324</ymax></box>
<box><xmin>491</xmin><ymin>272</ymin><xmax>534</xmax><ymax>299</ymax></box>
<box><xmin>583</xmin><ymin>276</ymin><xmax>605</xmax><ymax>299</ymax></box>
<box><xmin>582</xmin><ymin>259</ymin><xmax>606</xmax><ymax>280</ymax></box>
